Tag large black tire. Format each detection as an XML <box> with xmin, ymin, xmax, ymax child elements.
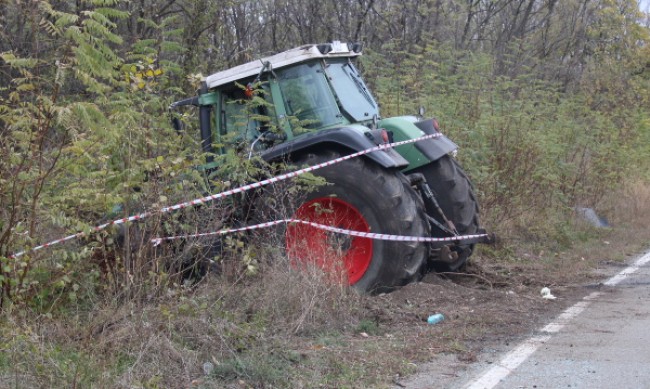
<box><xmin>254</xmin><ymin>150</ymin><xmax>430</xmax><ymax>293</ymax></box>
<box><xmin>410</xmin><ymin>155</ymin><xmax>480</xmax><ymax>271</ymax></box>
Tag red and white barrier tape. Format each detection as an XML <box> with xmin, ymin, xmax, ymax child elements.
<box><xmin>9</xmin><ymin>133</ymin><xmax>443</xmax><ymax>259</ymax></box>
<box><xmin>150</xmin><ymin>218</ymin><xmax>487</xmax><ymax>246</ymax></box>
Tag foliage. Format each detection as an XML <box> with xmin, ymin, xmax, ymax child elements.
<box><xmin>362</xmin><ymin>15</ymin><xmax>650</xmax><ymax>234</ymax></box>
<box><xmin>0</xmin><ymin>0</ymin><xmax>206</xmax><ymax>308</ymax></box>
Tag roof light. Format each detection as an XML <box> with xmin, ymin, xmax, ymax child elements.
<box><xmin>317</xmin><ymin>44</ymin><xmax>332</xmax><ymax>54</ymax></box>
<box><xmin>350</xmin><ymin>42</ymin><xmax>363</xmax><ymax>53</ymax></box>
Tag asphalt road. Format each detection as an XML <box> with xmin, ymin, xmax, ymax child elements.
<box><xmin>399</xmin><ymin>251</ymin><xmax>650</xmax><ymax>389</ymax></box>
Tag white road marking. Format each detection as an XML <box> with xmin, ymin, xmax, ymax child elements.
<box><xmin>463</xmin><ymin>251</ymin><xmax>650</xmax><ymax>389</ymax></box>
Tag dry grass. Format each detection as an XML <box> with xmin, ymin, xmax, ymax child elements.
<box><xmin>603</xmin><ymin>180</ymin><xmax>650</xmax><ymax>229</ymax></box>
<box><xmin>0</xmin><ymin>243</ymin><xmax>373</xmax><ymax>388</ymax></box>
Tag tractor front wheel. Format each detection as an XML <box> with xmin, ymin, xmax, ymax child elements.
<box><xmin>410</xmin><ymin>155</ymin><xmax>480</xmax><ymax>271</ymax></box>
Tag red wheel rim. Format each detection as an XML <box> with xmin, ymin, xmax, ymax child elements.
<box><xmin>286</xmin><ymin>197</ymin><xmax>373</xmax><ymax>285</ymax></box>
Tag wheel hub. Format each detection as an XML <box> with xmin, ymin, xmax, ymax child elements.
<box><xmin>326</xmin><ymin>229</ymin><xmax>353</xmax><ymax>253</ymax></box>
<box><xmin>286</xmin><ymin>197</ymin><xmax>372</xmax><ymax>285</ymax></box>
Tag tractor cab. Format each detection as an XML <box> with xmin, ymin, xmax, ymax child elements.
<box><xmin>172</xmin><ymin>41</ymin><xmax>384</xmax><ymax>156</ymax></box>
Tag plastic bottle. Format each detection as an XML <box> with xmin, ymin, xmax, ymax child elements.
<box><xmin>427</xmin><ymin>313</ymin><xmax>445</xmax><ymax>325</ymax></box>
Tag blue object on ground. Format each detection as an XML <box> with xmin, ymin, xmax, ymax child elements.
<box><xmin>575</xmin><ymin>207</ymin><xmax>609</xmax><ymax>228</ymax></box>
<box><xmin>427</xmin><ymin>313</ymin><xmax>445</xmax><ymax>325</ymax></box>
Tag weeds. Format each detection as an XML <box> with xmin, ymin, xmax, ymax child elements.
<box><xmin>355</xmin><ymin>319</ymin><xmax>380</xmax><ymax>336</ymax></box>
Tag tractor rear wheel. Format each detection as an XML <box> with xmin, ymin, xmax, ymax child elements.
<box><xmin>256</xmin><ymin>150</ymin><xmax>429</xmax><ymax>293</ymax></box>
<box><xmin>410</xmin><ymin>155</ymin><xmax>480</xmax><ymax>271</ymax></box>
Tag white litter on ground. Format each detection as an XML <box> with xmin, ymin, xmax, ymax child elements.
<box><xmin>541</xmin><ymin>287</ymin><xmax>557</xmax><ymax>300</ymax></box>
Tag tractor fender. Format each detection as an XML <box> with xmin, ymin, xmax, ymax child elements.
<box><xmin>379</xmin><ymin>116</ymin><xmax>458</xmax><ymax>171</ymax></box>
<box><xmin>260</xmin><ymin>126</ymin><xmax>409</xmax><ymax>169</ymax></box>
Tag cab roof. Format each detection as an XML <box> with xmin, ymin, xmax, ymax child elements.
<box><xmin>204</xmin><ymin>41</ymin><xmax>362</xmax><ymax>89</ymax></box>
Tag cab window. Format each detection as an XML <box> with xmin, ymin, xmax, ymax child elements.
<box><xmin>221</xmin><ymin>88</ymin><xmax>260</xmax><ymax>142</ymax></box>
<box><xmin>277</xmin><ymin>62</ymin><xmax>342</xmax><ymax>130</ymax></box>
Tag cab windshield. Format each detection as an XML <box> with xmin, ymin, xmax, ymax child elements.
<box><xmin>324</xmin><ymin>59</ymin><xmax>379</xmax><ymax>122</ymax></box>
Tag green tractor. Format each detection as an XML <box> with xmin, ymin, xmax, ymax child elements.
<box><xmin>171</xmin><ymin>41</ymin><xmax>490</xmax><ymax>292</ymax></box>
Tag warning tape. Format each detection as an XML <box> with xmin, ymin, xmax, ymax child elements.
<box><xmin>150</xmin><ymin>219</ymin><xmax>487</xmax><ymax>246</ymax></box>
<box><xmin>9</xmin><ymin>133</ymin><xmax>443</xmax><ymax>259</ymax></box>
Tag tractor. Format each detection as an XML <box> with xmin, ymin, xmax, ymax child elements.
<box><xmin>170</xmin><ymin>41</ymin><xmax>491</xmax><ymax>293</ymax></box>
